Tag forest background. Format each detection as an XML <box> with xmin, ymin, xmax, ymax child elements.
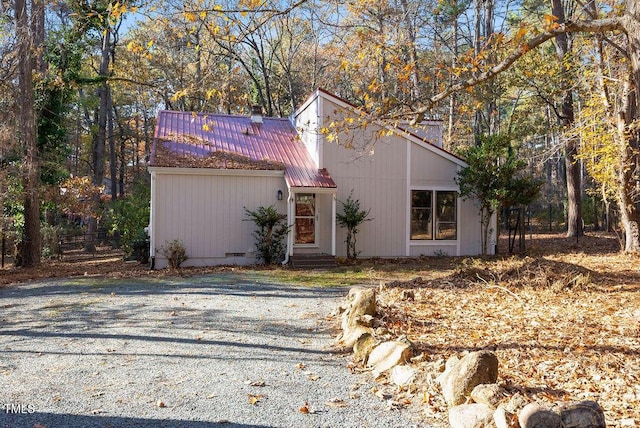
<box><xmin>1</xmin><ymin>0</ymin><xmax>639</xmax><ymax>266</ymax></box>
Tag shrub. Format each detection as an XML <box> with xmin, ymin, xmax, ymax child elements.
<box><xmin>159</xmin><ymin>239</ymin><xmax>188</xmax><ymax>269</ymax></box>
<box><xmin>336</xmin><ymin>191</ymin><xmax>372</xmax><ymax>259</ymax></box>
<box><xmin>244</xmin><ymin>205</ymin><xmax>288</xmax><ymax>264</ymax></box>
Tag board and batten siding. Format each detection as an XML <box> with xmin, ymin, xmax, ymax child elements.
<box><xmin>150</xmin><ymin>168</ymin><xmax>286</xmax><ymax>268</ymax></box>
<box><xmin>318</xmin><ymin>99</ymin><xmax>410</xmax><ymax>258</ymax></box>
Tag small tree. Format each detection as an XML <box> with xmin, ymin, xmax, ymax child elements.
<box><xmin>244</xmin><ymin>205</ymin><xmax>288</xmax><ymax>264</ymax></box>
<box><xmin>456</xmin><ymin>134</ymin><xmax>542</xmax><ymax>255</ymax></box>
<box><xmin>336</xmin><ymin>191</ymin><xmax>372</xmax><ymax>259</ymax></box>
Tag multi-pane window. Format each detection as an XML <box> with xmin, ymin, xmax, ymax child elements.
<box><xmin>411</xmin><ymin>190</ymin><xmax>457</xmax><ymax>240</ymax></box>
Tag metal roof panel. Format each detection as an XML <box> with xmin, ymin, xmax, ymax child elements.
<box><xmin>150</xmin><ymin>110</ymin><xmax>336</xmax><ymax>189</ymax></box>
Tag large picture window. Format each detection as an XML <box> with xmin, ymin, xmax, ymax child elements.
<box><xmin>411</xmin><ymin>190</ymin><xmax>457</xmax><ymax>240</ymax></box>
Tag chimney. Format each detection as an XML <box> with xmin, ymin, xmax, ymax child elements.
<box><xmin>250</xmin><ymin>105</ymin><xmax>263</xmax><ymax>124</ymax></box>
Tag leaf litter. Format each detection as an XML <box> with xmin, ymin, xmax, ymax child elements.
<box><xmin>373</xmin><ymin>234</ymin><xmax>640</xmax><ymax>425</ymax></box>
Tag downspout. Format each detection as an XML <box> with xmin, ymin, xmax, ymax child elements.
<box><xmin>331</xmin><ymin>192</ymin><xmax>336</xmax><ymax>256</ymax></box>
<box><xmin>282</xmin><ymin>187</ymin><xmax>293</xmax><ymax>265</ymax></box>
<box><xmin>149</xmin><ymin>170</ymin><xmax>156</xmax><ymax>269</ymax></box>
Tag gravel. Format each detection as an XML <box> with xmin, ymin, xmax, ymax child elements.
<box><xmin>0</xmin><ymin>273</ymin><xmax>423</xmax><ymax>428</ymax></box>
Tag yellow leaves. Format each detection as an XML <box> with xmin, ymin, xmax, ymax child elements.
<box><xmin>184</xmin><ymin>12</ymin><xmax>198</xmax><ymax>22</ymax></box>
<box><xmin>513</xmin><ymin>25</ymin><xmax>528</xmax><ymax>44</ymax></box>
<box><xmin>247</xmin><ymin>394</ymin><xmax>263</xmax><ymax>405</ymax></box>
<box><xmin>543</xmin><ymin>14</ymin><xmax>559</xmax><ymax>31</ymax></box>
<box><xmin>172</xmin><ymin>89</ymin><xmax>188</xmax><ymax>101</ymax></box>
<box><xmin>126</xmin><ymin>41</ymin><xmax>143</xmax><ymax>54</ymax></box>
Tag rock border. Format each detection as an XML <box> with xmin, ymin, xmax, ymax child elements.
<box><xmin>335</xmin><ymin>287</ymin><xmax>608</xmax><ymax>428</ymax></box>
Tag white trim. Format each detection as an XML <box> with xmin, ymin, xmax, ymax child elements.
<box><xmin>288</xmin><ymin>186</ymin><xmax>337</xmax><ymax>194</ymax></box>
<box><xmin>149</xmin><ymin>170</ymin><xmax>157</xmax><ymax>263</ymax></box>
<box><xmin>405</xmin><ymin>138</ymin><xmax>411</xmax><ymax>257</ymax></box>
<box><xmin>148</xmin><ymin>166</ymin><xmax>285</xmax><ymax>178</ymax></box>
<box><xmin>331</xmin><ymin>193</ymin><xmax>336</xmax><ymax>256</ymax></box>
<box><xmin>407</xmin><ymin>187</ymin><xmax>460</xmax><ymax>251</ymax></box>
<box><xmin>317</xmin><ymin>93</ymin><xmax>324</xmax><ymax>169</ymax></box>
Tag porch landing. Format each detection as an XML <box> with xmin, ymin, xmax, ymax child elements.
<box><xmin>289</xmin><ymin>254</ymin><xmax>337</xmax><ymax>269</ymax></box>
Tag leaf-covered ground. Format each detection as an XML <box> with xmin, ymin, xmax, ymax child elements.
<box><xmin>1</xmin><ymin>233</ymin><xmax>638</xmax><ymax>425</ymax></box>
<box><xmin>373</xmin><ymin>233</ymin><xmax>639</xmax><ymax>426</ymax></box>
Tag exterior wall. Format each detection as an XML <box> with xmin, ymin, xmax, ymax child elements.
<box><xmin>317</xmin><ymin>98</ymin><xmax>410</xmax><ymax>258</ymax></box>
<box><xmin>150</xmin><ymin>168</ymin><xmax>286</xmax><ymax>268</ymax></box>
<box><xmin>297</xmin><ymin>93</ymin><xmax>492</xmax><ymax>258</ymax></box>
<box><xmin>293</xmin><ymin>97</ymin><xmax>321</xmax><ymax>167</ymax></box>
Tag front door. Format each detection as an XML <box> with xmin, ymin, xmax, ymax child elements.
<box><xmin>295</xmin><ymin>193</ymin><xmax>316</xmax><ymax>245</ymax></box>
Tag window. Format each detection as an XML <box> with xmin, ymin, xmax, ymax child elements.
<box><xmin>436</xmin><ymin>191</ymin><xmax>457</xmax><ymax>240</ymax></box>
<box><xmin>411</xmin><ymin>190</ymin><xmax>457</xmax><ymax>240</ymax></box>
<box><xmin>410</xmin><ymin>190</ymin><xmax>432</xmax><ymax>240</ymax></box>
<box><xmin>295</xmin><ymin>193</ymin><xmax>316</xmax><ymax>244</ymax></box>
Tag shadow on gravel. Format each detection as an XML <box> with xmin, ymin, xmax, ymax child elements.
<box><xmin>0</xmin><ymin>328</ymin><xmax>334</xmax><ymax>356</ymax></box>
<box><xmin>3</xmin><ymin>273</ymin><xmax>347</xmax><ymax>300</ymax></box>
<box><xmin>0</xmin><ymin>412</ymin><xmax>274</xmax><ymax>427</ymax></box>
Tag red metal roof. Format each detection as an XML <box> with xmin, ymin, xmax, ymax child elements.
<box><xmin>150</xmin><ymin>110</ymin><xmax>336</xmax><ymax>189</ymax></box>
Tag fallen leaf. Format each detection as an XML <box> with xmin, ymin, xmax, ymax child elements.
<box><xmin>248</xmin><ymin>394</ymin><xmax>263</xmax><ymax>405</ymax></box>
<box><xmin>307</xmin><ymin>374</ymin><xmax>320</xmax><ymax>381</ymax></box>
<box><xmin>295</xmin><ymin>362</ymin><xmax>306</xmax><ymax>370</ymax></box>
<box><xmin>325</xmin><ymin>398</ymin><xmax>348</xmax><ymax>408</ymax></box>
<box><xmin>299</xmin><ymin>401</ymin><xmax>315</xmax><ymax>414</ymax></box>
<box><xmin>156</xmin><ymin>400</ymin><xmax>166</xmax><ymax>408</ymax></box>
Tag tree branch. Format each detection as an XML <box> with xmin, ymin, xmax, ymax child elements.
<box><xmin>411</xmin><ymin>17</ymin><xmax>625</xmax><ymax>123</ymax></box>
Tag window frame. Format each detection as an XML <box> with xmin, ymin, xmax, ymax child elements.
<box><xmin>410</xmin><ymin>189</ymin><xmax>458</xmax><ymax>242</ymax></box>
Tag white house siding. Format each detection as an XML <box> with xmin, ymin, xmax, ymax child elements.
<box><xmin>317</xmin><ymin>100</ymin><xmax>410</xmax><ymax>258</ymax></box>
<box><xmin>292</xmin><ymin>96</ymin><xmax>321</xmax><ymax>167</ymax></box>
<box><xmin>408</xmin><ymin>140</ymin><xmax>485</xmax><ymax>256</ymax></box>
<box><xmin>150</xmin><ymin>168</ymin><xmax>286</xmax><ymax>268</ymax></box>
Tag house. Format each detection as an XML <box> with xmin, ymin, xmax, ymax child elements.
<box><xmin>147</xmin><ymin>89</ymin><xmax>494</xmax><ymax>268</ymax></box>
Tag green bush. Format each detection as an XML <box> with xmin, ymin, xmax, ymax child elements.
<box><xmin>245</xmin><ymin>205</ymin><xmax>288</xmax><ymax>264</ymax></box>
<box><xmin>102</xmin><ymin>180</ymin><xmax>150</xmax><ymax>258</ymax></box>
<box><xmin>336</xmin><ymin>191</ymin><xmax>372</xmax><ymax>259</ymax></box>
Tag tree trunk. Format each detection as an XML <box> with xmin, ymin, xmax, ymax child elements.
<box><xmin>552</xmin><ymin>0</ymin><xmax>583</xmax><ymax>238</ymax></box>
<box><xmin>88</xmin><ymin>27</ymin><xmax>112</xmax><ymax>248</ymax></box>
<box><xmin>614</xmin><ymin>0</ymin><xmax>640</xmax><ymax>252</ymax></box>
<box><xmin>16</xmin><ymin>0</ymin><xmax>41</xmax><ymax>267</ymax></box>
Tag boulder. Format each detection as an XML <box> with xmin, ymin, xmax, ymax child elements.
<box><xmin>449</xmin><ymin>403</ymin><xmax>495</xmax><ymax>428</ymax></box>
<box><xmin>353</xmin><ymin>332</ymin><xmax>377</xmax><ymax>363</ymax></box>
<box><xmin>341</xmin><ymin>287</ymin><xmax>376</xmax><ymax>331</ymax></box>
<box><xmin>339</xmin><ymin>287</ymin><xmax>377</xmax><ymax>348</ymax></box>
<box><xmin>438</xmin><ymin>351</ymin><xmax>499</xmax><ymax>407</ymax></box>
<box><xmin>367</xmin><ymin>338</ymin><xmax>412</xmax><ymax>377</ymax></box>
<box><xmin>518</xmin><ymin>403</ymin><xmax>562</xmax><ymax>428</ymax></box>
<box><xmin>560</xmin><ymin>401</ymin><xmax>606</xmax><ymax>428</ymax></box>
<box><xmin>390</xmin><ymin>364</ymin><xmax>418</xmax><ymax>387</ymax></box>
<box><xmin>471</xmin><ymin>383</ymin><xmax>508</xmax><ymax>408</ymax></box>
<box><xmin>494</xmin><ymin>406</ymin><xmax>519</xmax><ymax>428</ymax></box>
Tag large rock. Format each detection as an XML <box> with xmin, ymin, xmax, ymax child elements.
<box><xmin>471</xmin><ymin>383</ymin><xmax>508</xmax><ymax>408</ymax></box>
<box><xmin>560</xmin><ymin>401</ymin><xmax>606</xmax><ymax>428</ymax></box>
<box><xmin>518</xmin><ymin>403</ymin><xmax>562</xmax><ymax>428</ymax></box>
<box><xmin>494</xmin><ymin>406</ymin><xmax>519</xmax><ymax>428</ymax></box>
<box><xmin>352</xmin><ymin>332</ymin><xmax>377</xmax><ymax>363</ymax></box>
<box><xmin>390</xmin><ymin>364</ymin><xmax>418</xmax><ymax>387</ymax></box>
<box><xmin>449</xmin><ymin>403</ymin><xmax>495</xmax><ymax>428</ymax></box>
<box><xmin>367</xmin><ymin>338</ymin><xmax>412</xmax><ymax>377</ymax></box>
<box><xmin>438</xmin><ymin>351</ymin><xmax>499</xmax><ymax>407</ymax></box>
<box><xmin>339</xmin><ymin>287</ymin><xmax>376</xmax><ymax>348</ymax></box>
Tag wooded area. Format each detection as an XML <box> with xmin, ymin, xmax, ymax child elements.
<box><xmin>0</xmin><ymin>0</ymin><xmax>639</xmax><ymax>266</ymax></box>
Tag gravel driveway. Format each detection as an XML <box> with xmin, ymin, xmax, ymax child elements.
<box><xmin>0</xmin><ymin>273</ymin><xmax>421</xmax><ymax>428</ymax></box>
